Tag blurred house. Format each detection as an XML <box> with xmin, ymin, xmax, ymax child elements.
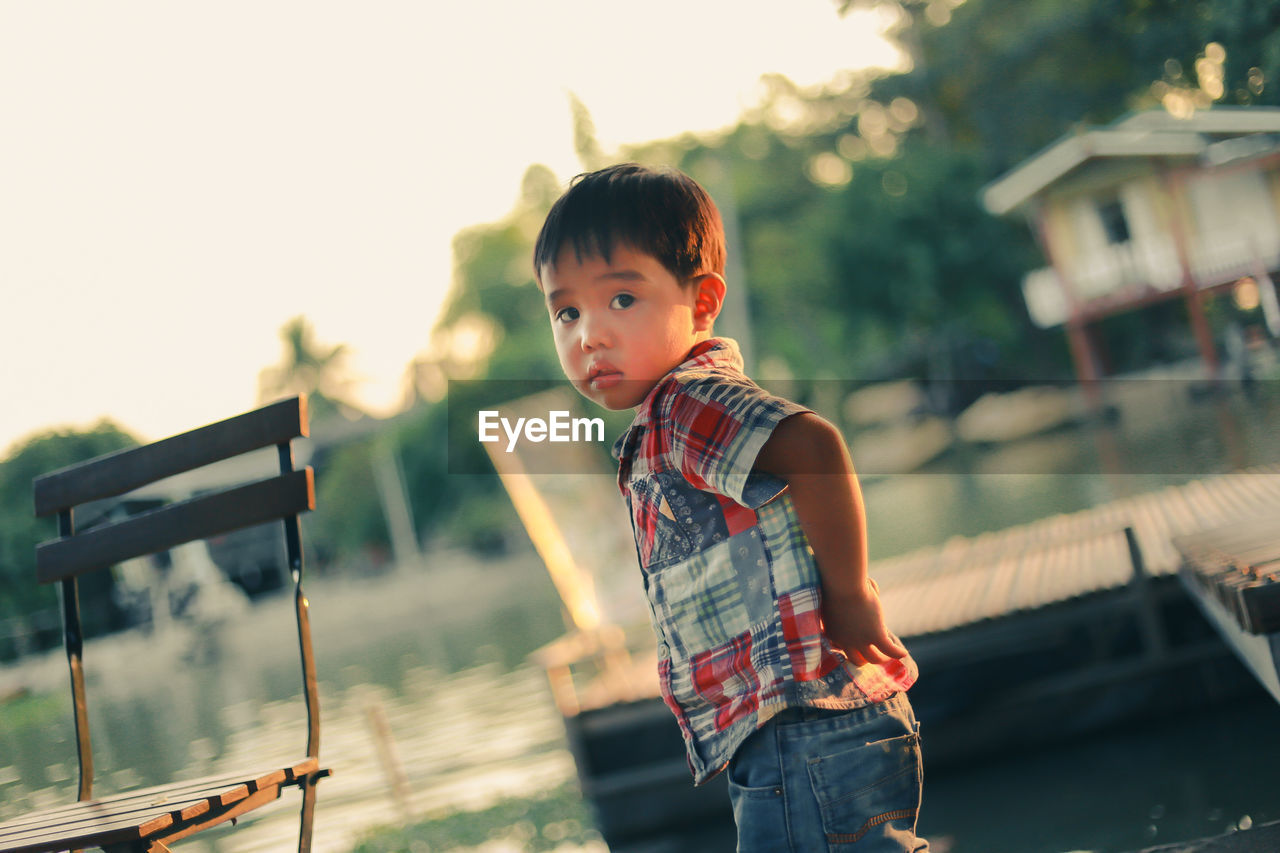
<box><xmin>984</xmin><ymin>107</ymin><xmax>1280</xmax><ymax>383</ymax></box>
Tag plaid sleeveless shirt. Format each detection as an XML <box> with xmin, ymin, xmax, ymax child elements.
<box><xmin>612</xmin><ymin>338</ymin><xmax>918</xmax><ymax>784</ymax></box>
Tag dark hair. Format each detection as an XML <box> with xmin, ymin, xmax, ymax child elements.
<box><xmin>533</xmin><ymin>163</ymin><xmax>726</xmax><ymax>288</ymax></box>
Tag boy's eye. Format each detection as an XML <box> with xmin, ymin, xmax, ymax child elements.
<box><xmin>554</xmin><ymin>306</ymin><xmax>580</xmax><ymax>324</ymax></box>
<box><xmin>610</xmin><ymin>293</ymin><xmax>635</xmax><ymax>309</ymax></box>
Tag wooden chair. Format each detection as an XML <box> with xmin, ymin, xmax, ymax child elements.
<box><xmin>0</xmin><ymin>396</ymin><xmax>329</xmax><ymax>853</ymax></box>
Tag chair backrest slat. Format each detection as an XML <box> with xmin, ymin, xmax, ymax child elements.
<box><xmin>36</xmin><ymin>468</ymin><xmax>314</xmax><ymax>584</ymax></box>
<box><xmin>33</xmin><ymin>397</ymin><xmax>308</xmax><ymax>518</ymax></box>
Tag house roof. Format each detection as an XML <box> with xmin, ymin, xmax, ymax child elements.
<box><xmin>981</xmin><ymin>107</ymin><xmax>1280</xmax><ymax>216</ymax></box>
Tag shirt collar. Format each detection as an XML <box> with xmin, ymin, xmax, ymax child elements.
<box><xmin>610</xmin><ymin>337</ymin><xmax>743</xmax><ymax>461</ymax></box>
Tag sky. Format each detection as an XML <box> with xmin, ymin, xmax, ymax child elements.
<box><xmin>0</xmin><ymin>1</ymin><xmax>902</xmax><ymax>457</ymax></box>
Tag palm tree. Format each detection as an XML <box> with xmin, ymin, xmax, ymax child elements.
<box><xmin>258</xmin><ymin>316</ymin><xmax>362</xmax><ymax>421</ymax></box>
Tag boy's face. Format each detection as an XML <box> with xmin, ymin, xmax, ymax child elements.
<box><xmin>543</xmin><ymin>244</ymin><xmax>723</xmax><ymax>410</ymax></box>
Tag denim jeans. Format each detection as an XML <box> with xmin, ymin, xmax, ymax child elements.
<box><xmin>726</xmin><ymin>693</ymin><xmax>928</xmax><ymax>852</ymax></box>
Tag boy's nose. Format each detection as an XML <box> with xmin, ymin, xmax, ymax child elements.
<box><xmin>579</xmin><ymin>314</ymin><xmax>613</xmax><ymax>351</ymax></box>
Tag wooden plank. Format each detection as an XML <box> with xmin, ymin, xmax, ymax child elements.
<box><xmin>0</xmin><ymin>798</ymin><xmax>185</xmax><ymax>849</ymax></box>
<box><xmin>33</xmin><ymin>397</ymin><xmax>307</xmax><ymax>517</ymax></box>
<box><xmin>1176</xmin><ymin>514</ymin><xmax>1280</xmax><ymax>554</ymax></box>
<box><xmin>0</xmin><ymin>786</ymin><xmax>228</xmax><ymax>838</ymax></box>
<box><xmin>1228</xmin><ymin>472</ymin><xmax>1268</xmax><ymax>506</ymax></box>
<box><xmin>1227</xmin><ymin>472</ymin><xmax>1280</xmax><ymax>515</ymax></box>
<box><xmin>1060</xmin><ymin>535</ymin><xmax>1089</xmax><ymax>601</ymax></box>
<box><xmin>0</xmin><ymin>786</ymin><xmax>263</xmax><ymax>853</ymax></box>
<box><xmin>1158</xmin><ymin>487</ymin><xmax>1199</xmax><ymax>539</ymax></box>
<box><xmin>1206</xmin><ymin>475</ymin><xmax>1258</xmax><ymax>519</ymax></box>
<box><xmin>1187</xmin><ymin>480</ymin><xmax>1234</xmax><ymax>528</ymax></box>
<box><xmin>147</xmin><ymin>784</ymin><xmax>283</xmax><ymax>849</ymax></box>
<box><xmin>0</xmin><ymin>763</ymin><xmax>304</xmax><ymax>834</ymax></box>
<box><xmin>955</xmin><ymin>564</ymin><xmax>990</xmax><ymax>627</ymax></box>
<box><xmin>1131</xmin><ymin>495</ymin><xmax>1179</xmax><ymax>576</ymax></box>
<box><xmin>0</xmin><ymin>762</ymin><xmax>316</xmax><ymax>852</ymax></box>
<box><xmin>1042</xmin><ymin>539</ymin><xmax>1074</xmax><ymax>605</ymax></box>
<box><xmin>35</xmin><ymin>469</ymin><xmax>313</xmax><ymax>583</ymax></box>
<box><xmin>0</xmin><ymin>788</ymin><xmax>232</xmax><ymax>844</ymax></box>
<box><xmin>982</xmin><ymin>555</ymin><xmax>1018</xmax><ymax>621</ymax></box>
<box><xmin>1257</xmin><ymin>473</ymin><xmax>1280</xmax><ymax>502</ymax></box>
<box><xmin>1110</xmin><ymin>529</ymin><xmax>1135</xmax><ymax>586</ymax></box>
<box><xmin>1011</xmin><ymin>545</ymin><xmax>1045</xmax><ymax>612</ymax></box>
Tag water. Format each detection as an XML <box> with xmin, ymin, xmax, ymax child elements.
<box><xmin>919</xmin><ymin>699</ymin><xmax>1280</xmax><ymax>852</ymax></box>
<box><xmin>3</xmin><ymin>377</ymin><xmax>1280</xmax><ymax>852</ymax></box>
<box><xmin>0</xmin><ymin>554</ymin><xmax>581</xmax><ymax>853</ymax></box>
<box><xmin>864</xmin><ymin>378</ymin><xmax>1280</xmax><ymax>560</ymax></box>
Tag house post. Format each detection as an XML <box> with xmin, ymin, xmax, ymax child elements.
<box><xmin>1163</xmin><ymin>167</ymin><xmax>1221</xmax><ymax>379</ymax></box>
<box><xmin>1034</xmin><ymin>205</ymin><xmax>1103</xmax><ymax>404</ymax></box>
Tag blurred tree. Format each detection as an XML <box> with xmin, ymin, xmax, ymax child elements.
<box><xmin>390</xmin><ymin>162</ymin><xmax>576</xmax><ymax>557</ymax></box>
<box><xmin>270</xmin><ymin>1</ymin><xmax>1280</xmax><ymax>571</ymax></box>
<box><xmin>846</xmin><ymin>0</ymin><xmax>1280</xmax><ymax>173</ymax></box>
<box><xmin>606</xmin><ymin>70</ymin><xmax>1049</xmax><ymax>388</ymax></box>
<box><xmin>258</xmin><ymin>316</ymin><xmax>363</xmax><ymax>421</ymax></box>
<box><xmin>0</xmin><ymin>423</ymin><xmax>138</xmax><ymax>657</ymax></box>
<box><xmin>308</xmin><ymin>434</ymin><xmax>393</xmax><ymax>570</ymax></box>
<box><xmin>435</xmin><ymin>164</ymin><xmax>566</xmax><ymax>384</ymax></box>
<box><xmin>570</xmin><ymin>93</ymin><xmax>607</xmax><ymax>171</ymax></box>
<box><xmin>820</xmin><ymin>139</ymin><xmax>1051</xmax><ymax>405</ymax></box>
<box><xmin>415</xmin><ymin>165</ymin><xmax>561</xmax><ymax>383</ymax></box>
<box><xmin>396</xmin><ymin>400</ymin><xmax>523</xmax><ymax>554</ymax></box>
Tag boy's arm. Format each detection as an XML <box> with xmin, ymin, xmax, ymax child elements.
<box><xmin>754</xmin><ymin>412</ymin><xmax>908</xmax><ymax>667</ymax></box>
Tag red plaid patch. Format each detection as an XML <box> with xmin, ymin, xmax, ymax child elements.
<box><xmin>779</xmin><ymin>590</ymin><xmax>841</xmax><ymax>682</ymax></box>
<box><xmin>691</xmin><ymin>634</ymin><xmax>760</xmax><ymax>731</ymax></box>
<box><xmin>717</xmin><ymin>494</ymin><xmax>757</xmax><ymax>537</ymax></box>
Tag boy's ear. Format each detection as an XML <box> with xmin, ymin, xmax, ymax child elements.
<box><xmin>692</xmin><ymin>273</ymin><xmax>726</xmax><ymax>332</ymax></box>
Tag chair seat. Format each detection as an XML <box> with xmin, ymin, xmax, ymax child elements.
<box><xmin>0</xmin><ymin>758</ymin><xmax>322</xmax><ymax>853</ymax></box>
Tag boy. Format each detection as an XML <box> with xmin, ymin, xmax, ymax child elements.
<box><xmin>534</xmin><ymin>163</ymin><xmax>927</xmax><ymax>852</ymax></box>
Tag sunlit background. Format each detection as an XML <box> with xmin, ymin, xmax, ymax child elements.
<box><xmin>6</xmin><ymin>3</ymin><xmax>1280</xmax><ymax>852</ymax></box>
<box><xmin>0</xmin><ymin>0</ymin><xmax>899</xmax><ymax>454</ymax></box>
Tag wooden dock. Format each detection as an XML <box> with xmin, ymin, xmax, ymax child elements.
<box><xmin>1173</xmin><ymin>510</ymin><xmax>1280</xmax><ymax>704</ymax></box>
<box><xmin>874</xmin><ymin>463</ymin><xmax>1280</xmax><ymax>639</ymax></box>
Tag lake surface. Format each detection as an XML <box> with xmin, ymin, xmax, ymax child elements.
<box><xmin>2</xmin><ymin>376</ymin><xmax>1279</xmax><ymax>852</ymax></box>
<box><xmin>0</xmin><ymin>555</ymin><xmax>579</xmax><ymax>853</ymax></box>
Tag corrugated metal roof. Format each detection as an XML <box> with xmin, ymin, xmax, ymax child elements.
<box><xmin>981</xmin><ymin>107</ymin><xmax>1280</xmax><ymax>216</ymax></box>
<box><xmin>874</xmin><ymin>464</ymin><xmax>1280</xmax><ymax>638</ymax></box>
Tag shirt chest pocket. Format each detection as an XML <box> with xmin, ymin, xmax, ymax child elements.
<box><xmin>631</xmin><ymin>477</ymin><xmax>696</xmax><ymax>572</ymax></box>
<box><xmin>630</xmin><ymin>471</ymin><xmax>742</xmax><ymax>573</ymax></box>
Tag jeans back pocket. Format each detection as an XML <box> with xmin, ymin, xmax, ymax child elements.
<box><xmin>806</xmin><ymin>731</ymin><xmax>923</xmax><ymax>848</ymax></box>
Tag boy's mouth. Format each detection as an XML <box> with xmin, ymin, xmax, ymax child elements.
<box><xmin>586</xmin><ymin>364</ymin><xmax>623</xmax><ymax>389</ymax></box>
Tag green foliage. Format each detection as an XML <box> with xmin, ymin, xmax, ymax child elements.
<box><xmin>0</xmin><ymin>691</ymin><xmax>67</xmax><ymax>752</ymax></box>
<box><xmin>351</xmin><ymin>783</ymin><xmax>597</xmax><ymax>853</ymax></box>
<box><xmin>442</xmin><ymin>217</ymin><xmax>562</xmax><ymax>383</ymax></box>
<box><xmin>387</xmin><ymin>0</ymin><xmax>1280</xmax><ymax>567</ymax></box>
<box><xmin>822</xmin><ymin>142</ymin><xmax>1039</xmax><ymax>352</ymax></box>
<box><xmin>0</xmin><ymin>423</ymin><xmax>138</xmax><ymax>653</ymax></box>
<box><xmin>614</xmin><ymin>113</ymin><xmax>1047</xmax><ymax>386</ymax></box>
<box><xmin>306</xmin><ymin>400</ymin><xmax>524</xmax><ymax>566</ymax></box>
<box><xmin>310</xmin><ymin>437</ymin><xmax>393</xmax><ymax>565</ymax></box>
<box><xmin>395</xmin><ymin>401</ymin><xmax>520</xmax><ymax>554</ymax></box>
<box><xmin>869</xmin><ymin>0</ymin><xmax>1280</xmax><ymax>173</ymax></box>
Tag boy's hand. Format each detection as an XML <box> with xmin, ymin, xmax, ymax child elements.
<box><xmin>756</xmin><ymin>414</ymin><xmax>909</xmax><ymax>667</ymax></box>
<box><xmin>821</xmin><ymin>578</ymin><xmax>909</xmax><ymax>667</ymax></box>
